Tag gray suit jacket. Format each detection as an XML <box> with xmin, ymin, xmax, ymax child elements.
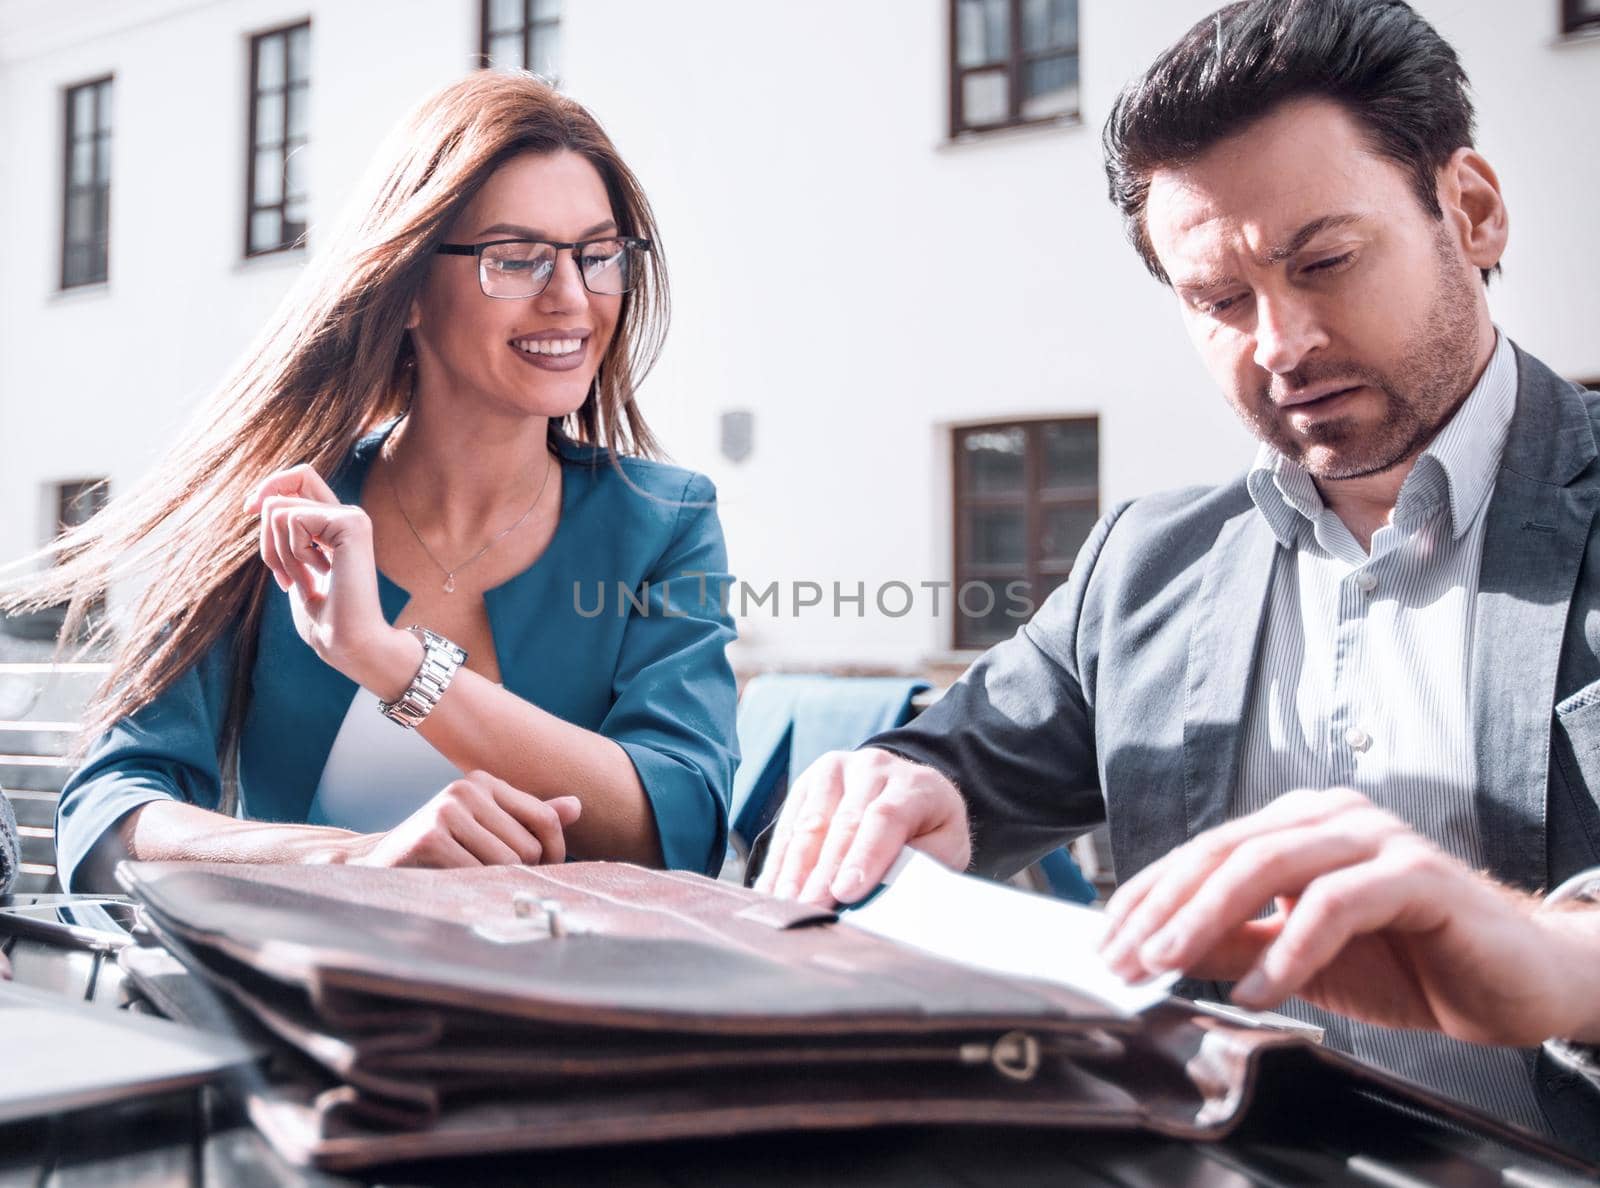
<box><xmin>872</xmin><ymin>344</ymin><xmax>1600</xmax><ymax>1154</ymax></box>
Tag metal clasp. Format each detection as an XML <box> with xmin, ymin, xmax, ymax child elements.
<box><xmin>959</xmin><ymin>1030</ymin><xmax>1041</xmax><ymax>1082</ymax></box>
<box><xmin>511</xmin><ymin>894</ymin><xmax>566</xmax><ymax>937</ymax></box>
<box><xmin>473</xmin><ymin>894</ymin><xmax>570</xmax><ymax>944</ymax></box>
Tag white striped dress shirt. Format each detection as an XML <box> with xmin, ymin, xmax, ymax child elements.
<box><xmin>1235</xmin><ymin>332</ymin><xmax>1549</xmax><ymax>1132</ymax></box>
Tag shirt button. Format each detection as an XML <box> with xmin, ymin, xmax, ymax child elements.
<box><xmin>1355</xmin><ymin>571</ymin><xmax>1378</xmax><ymax>594</ymax></box>
<box><xmin>1344</xmin><ymin>726</ymin><xmax>1372</xmax><ymax>752</ymax></box>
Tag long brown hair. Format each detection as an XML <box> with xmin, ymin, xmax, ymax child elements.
<box><xmin>0</xmin><ymin>71</ymin><xmax>670</xmax><ymax>756</ymax></box>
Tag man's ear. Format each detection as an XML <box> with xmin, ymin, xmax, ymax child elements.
<box><xmin>1441</xmin><ymin>147</ymin><xmax>1508</xmax><ymax>275</ymax></box>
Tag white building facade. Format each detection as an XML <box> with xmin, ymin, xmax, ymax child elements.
<box><xmin>2</xmin><ymin>0</ymin><xmax>1597</xmax><ymax>674</ymax></box>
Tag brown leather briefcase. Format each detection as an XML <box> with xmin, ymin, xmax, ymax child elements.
<box><xmin>114</xmin><ymin>860</ymin><xmax>1590</xmax><ymax>1172</ymax></box>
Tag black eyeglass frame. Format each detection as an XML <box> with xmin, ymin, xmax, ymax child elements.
<box><xmin>435</xmin><ymin>235</ymin><xmax>653</xmax><ymax>298</ymax></box>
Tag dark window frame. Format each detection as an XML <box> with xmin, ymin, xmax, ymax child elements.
<box><xmin>948</xmin><ymin>0</ymin><xmax>1080</xmax><ymax>138</ymax></box>
<box><xmin>55</xmin><ymin>478</ymin><xmax>110</xmax><ymax>538</ymax></box>
<box><xmin>60</xmin><ymin>75</ymin><xmax>113</xmax><ymax>290</ymax></box>
<box><xmin>1563</xmin><ymin>0</ymin><xmax>1600</xmax><ymax>34</ymax></box>
<box><xmin>245</xmin><ymin>19</ymin><xmax>311</xmax><ymax>258</ymax></box>
<box><xmin>951</xmin><ymin>416</ymin><xmax>1099</xmax><ymax>651</ymax></box>
<box><xmin>478</xmin><ymin>0</ymin><xmax>561</xmax><ymax>76</ymax></box>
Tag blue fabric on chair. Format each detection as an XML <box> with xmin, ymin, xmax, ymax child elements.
<box><xmin>1036</xmin><ymin>844</ymin><xmax>1097</xmax><ymax>905</ymax></box>
<box><xmin>729</xmin><ymin>675</ymin><xmax>930</xmax><ymax>856</ymax></box>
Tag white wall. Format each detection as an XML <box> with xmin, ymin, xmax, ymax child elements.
<box><xmin>2</xmin><ymin>0</ymin><xmax>1596</xmax><ymax>671</ymax></box>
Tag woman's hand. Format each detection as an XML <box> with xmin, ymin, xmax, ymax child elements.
<box><xmin>246</xmin><ymin>465</ymin><xmax>391</xmax><ymax>680</ymax></box>
<box><xmin>339</xmin><ymin>770</ymin><xmax>582</xmax><ymax>868</ymax></box>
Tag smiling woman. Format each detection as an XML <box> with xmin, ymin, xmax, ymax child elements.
<box><xmin>0</xmin><ymin>73</ymin><xmax>738</xmax><ymax>891</ymax></box>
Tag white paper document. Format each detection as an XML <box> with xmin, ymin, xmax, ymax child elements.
<box><xmin>841</xmin><ymin>849</ymin><xmax>1179</xmax><ymax>1016</ymax></box>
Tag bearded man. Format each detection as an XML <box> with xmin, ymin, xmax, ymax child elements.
<box><xmin>758</xmin><ymin>0</ymin><xmax>1600</xmax><ymax>1156</ymax></box>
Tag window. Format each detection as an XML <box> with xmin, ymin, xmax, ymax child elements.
<box><xmin>481</xmin><ymin>0</ymin><xmax>562</xmax><ymax>79</ymax></box>
<box><xmin>1564</xmin><ymin>0</ymin><xmax>1600</xmax><ymax>34</ymax></box>
<box><xmin>246</xmin><ymin>21</ymin><xmax>310</xmax><ymax>256</ymax></box>
<box><xmin>952</xmin><ymin>418</ymin><xmax>1098</xmax><ymax>649</ymax></box>
<box><xmin>55</xmin><ymin>479</ymin><xmax>109</xmax><ymax>541</ymax></box>
<box><xmin>61</xmin><ymin>77</ymin><xmax>112</xmax><ymax>289</ymax></box>
<box><xmin>949</xmin><ymin>0</ymin><xmax>1078</xmax><ymax>136</ymax></box>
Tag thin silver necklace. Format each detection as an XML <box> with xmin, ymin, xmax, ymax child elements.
<box><xmin>384</xmin><ymin>441</ymin><xmax>554</xmax><ymax>594</ymax></box>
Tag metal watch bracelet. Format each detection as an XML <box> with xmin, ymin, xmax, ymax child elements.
<box><xmin>378</xmin><ymin>626</ymin><xmax>467</xmax><ymax>729</ymax></box>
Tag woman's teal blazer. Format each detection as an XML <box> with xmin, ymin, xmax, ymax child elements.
<box><xmin>55</xmin><ymin>425</ymin><xmax>739</xmax><ymax>889</ymax></box>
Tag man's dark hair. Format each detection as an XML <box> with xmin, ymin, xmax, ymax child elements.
<box><xmin>1103</xmin><ymin>0</ymin><xmax>1484</xmax><ymax>284</ymax></box>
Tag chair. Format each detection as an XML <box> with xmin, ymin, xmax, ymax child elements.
<box><xmin>729</xmin><ymin>674</ymin><xmax>931</xmax><ymax>858</ymax></box>
<box><xmin>0</xmin><ymin>655</ymin><xmax>108</xmax><ymax>894</ymax></box>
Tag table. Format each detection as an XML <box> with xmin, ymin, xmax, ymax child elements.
<box><xmin>2</xmin><ymin>896</ymin><xmax>1596</xmax><ymax>1187</ymax></box>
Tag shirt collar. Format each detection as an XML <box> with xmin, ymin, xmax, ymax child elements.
<box><xmin>1246</xmin><ymin>330</ymin><xmax>1517</xmax><ymax>546</ymax></box>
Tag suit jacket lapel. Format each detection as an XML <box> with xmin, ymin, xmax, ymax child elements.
<box><xmin>1472</xmin><ymin>347</ymin><xmax>1599</xmax><ymax>891</ymax></box>
<box><xmin>1182</xmin><ymin>508</ymin><xmax>1279</xmax><ymax>842</ymax></box>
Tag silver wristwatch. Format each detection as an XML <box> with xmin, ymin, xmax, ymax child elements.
<box><xmin>379</xmin><ymin>626</ymin><xmax>467</xmax><ymax>729</ymax></box>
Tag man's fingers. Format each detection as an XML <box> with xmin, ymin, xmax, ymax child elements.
<box><xmin>1182</xmin><ymin>916</ymin><xmax>1284</xmax><ymax>983</ymax></box>
<box><xmin>1102</xmin><ymin>788</ymin><xmax>1376</xmax><ymax>971</ymax></box>
<box><xmin>765</xmin><ymin>759</ymin><xmax>850</xmax><ymax>901</ymax></box>
<box><xmin>1232</xmin><ymin>855</ymin><xmax>1430</xmax><ymax>1008</ymax></box>
<box><xmin>1101</xmin><ymin>830</ymin><xmax>1254</xmax><ymax>977</ymax></box>
<box><xmin>797</xmin><ymin>771</ymin><xmax>890</xmax><ymax>905</ymax></box>
<box><xmin>827</xmin><ymin>787</ymin><xmax>947</xmax><ymax>904</ymax></box>
<box><xmin>753</xmin><ymin>763</ymin><xmax>832</xmax><ymax>896</ymax></box>
<box><xmin>1102</xmin><ymin>801</ymin><xmax>1315</xmax><ymax>931</ymax></box>
<box><xmin>1129</xmin><ymin>822</ymin><xmax>1387</xmax><ymax>977</ymax></box>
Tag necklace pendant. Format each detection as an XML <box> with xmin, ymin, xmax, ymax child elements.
<box><xmin>443</xmin><ymin>574</ymin><xmax>456</xmax><ymax>594</ymax></box>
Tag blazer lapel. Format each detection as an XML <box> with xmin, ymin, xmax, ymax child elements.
<box><xmin>1472</xmin><ymin>348</ymin><xmax>1600</xmax><ymax>891</ymax></box>
<box><xmin>1182</xmin><ymin>508</ymin><xmax>1279</xmax><ymax>841</ymax></box>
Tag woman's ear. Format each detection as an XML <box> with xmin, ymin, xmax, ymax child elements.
<box><xmin>1442</xmin><ymin>147</ymin><xmax>1508</xmax><ymax>276</ymax></box>
<box><xmin>405</xmin><ymin>298</ymin><xmax>422</xmax><ymax>332</ymax></box>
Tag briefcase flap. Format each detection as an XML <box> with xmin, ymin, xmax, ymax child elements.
<box><xmin>118</xmin><ymin>860</ymin><xmax>1127</xmax><ymax>1035</ymax></box>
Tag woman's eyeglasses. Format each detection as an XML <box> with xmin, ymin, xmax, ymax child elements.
<box><xmin>435</xmin><ymin>236</ymin><xmax>652</xmax><ymax>299</ymax></box>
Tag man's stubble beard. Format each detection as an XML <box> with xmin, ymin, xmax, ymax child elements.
<box><xmin>1242</xmin><ymin>228</ymin><xmax>1483</xmax><ymax>482</ymax></box>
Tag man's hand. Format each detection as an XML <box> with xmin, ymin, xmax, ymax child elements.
<box><xmin>754</xmin><ymin>748</ymin><xmax>971</xmax><ymax>906</ymax></box>
<box><xmin>1099</xmin><ymin>787</ymin><xmax>1600</xmax><ymax>1046</ymax></box>
<box><xmin>339</xmin><ymin>770</ymin><xmax>581</xmax><ymax>868</ymax></box>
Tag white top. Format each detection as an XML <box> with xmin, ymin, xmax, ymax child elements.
<box><xmin>305</xmin><ymin>687</ymin><xmax>465</xmax><ymax>832</ymax></box>
<box><xmin>1236</xmin><ymin>331</ymin><xmax>1542</xmax><ymax>1132</ymax></box>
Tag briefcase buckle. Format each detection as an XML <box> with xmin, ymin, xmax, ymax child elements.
<box><xmin>960</xmin><ymin>1030</ymin><xmax>1041</xmax><ymax>1082</ymax></box>
<box><xmin>472</xmin><ymin>895</ymin><xmax>571</xmax><ymax>944</ymax></box>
